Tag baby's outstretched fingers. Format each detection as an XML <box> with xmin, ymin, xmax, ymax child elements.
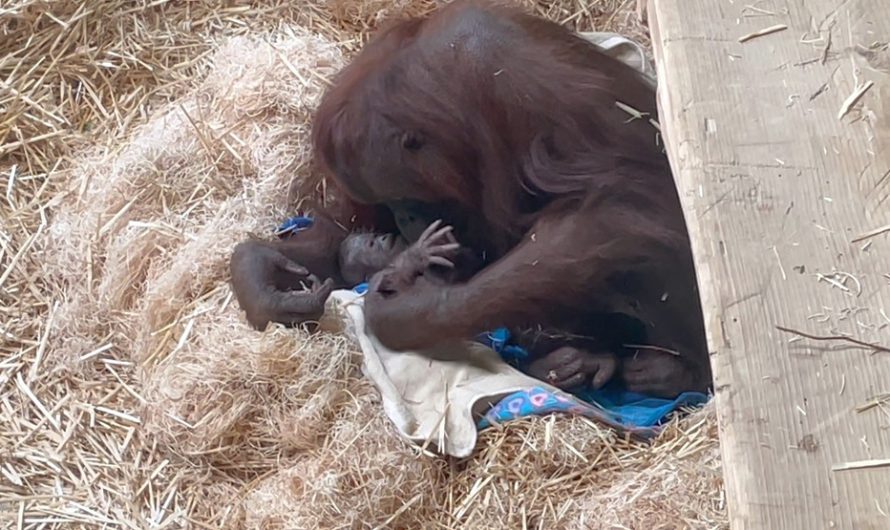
<box><xmin>417</xmin><ymin>220</ymin><xmax>458</xmax><ymax>248</ymax></box>
<box><xmin>380</xmin><ymin>220</ymin><xmax>463</xmax><ymax>289</ymax></box>
<box><xmin>428</xmin><ymin>256</ymin><xmax>455</xmax><ymax>268</ymax></box>
<box><xmin>417</xmin><ymin>219</ymin><xmax>444</xmax><ymax>243</ymax></box>
<box><xmin>426</xmin><ymin>224</ymin><xmax>454</xmax><ymax>244</ymax></box>
<box><xmin>428</xmin><ymin>242</ymin><xmax>461</xmax><ymax>254</ymax></box>
<box><xmin>427</xmin><ymin>242</ymin><xmax>460</xmax><ymax>267</ymax></box>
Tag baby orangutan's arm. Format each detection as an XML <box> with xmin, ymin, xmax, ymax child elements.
<box><xmin>370</xmin><ymin>220</ymin><xmax>460</xmax><ymax>297</ymax></box>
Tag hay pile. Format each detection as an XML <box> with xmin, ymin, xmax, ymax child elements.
<box><xmin>0</xmin><ymin>1</ymin><xmax>725</xmax><ymax>528</ymax></box>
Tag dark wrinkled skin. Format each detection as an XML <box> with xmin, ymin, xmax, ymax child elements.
<box><xmin>229</xmin><ymin>240</ymin><xmax>335</xmax><ymax>331</ymax></box>
<box><xmin>527</xmin><ymin>347</ymin><xmax>618</xmax><ymax>391</ymax></box>
<box><xmin>229</xmin><ymin>1</ymin><xmax>713</xmax><ymax>398</ymax></box>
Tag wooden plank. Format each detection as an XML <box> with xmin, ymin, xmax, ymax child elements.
<box><xmin>648</xmin><ymin>1</ymin><xmax>890</xmax><ymax>528</ymax></box>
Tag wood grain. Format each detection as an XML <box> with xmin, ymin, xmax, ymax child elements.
<box><xmin>648</xmin><ymin>0</ymin><xmax>890</xmax><ymax>528</ymax></box>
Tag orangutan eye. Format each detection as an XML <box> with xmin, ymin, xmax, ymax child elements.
<box><xmin>400</xmin><ymin>131</ymin><xmax>424</xmax><ymax>151</ymax></box>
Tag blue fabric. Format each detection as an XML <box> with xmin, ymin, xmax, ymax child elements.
<box><xmin>475</xmin><ymin>328</ymin><xmax>530</xmax><ymax>364</ymax></box>
<box><xmin>575</xmin><ymin>383</ymin><xmax>709</xmax><ymax>428</ymax></box>
<box><xmin>477</xmin><ymin>385</ymin><xmax>707</xmax><ymax>437</ymax></box>
<box><xmin>277</xmin><ymin>214</ymin><xmax>709</xmax><ymax>433</ymax></box>
<box><xmin>477</xmin><ymin>386</ymin><xmax>594</xmax><ymax>430</ymax></box>
<box><xmin>474</xmin><ymin>327</ymin><xmax>708</xmax><ymax>429</ymax></box>
<box><xmin>276</xmin><ymin>215</ymin><xmax>314</xmax><ymax>237</ymax></box>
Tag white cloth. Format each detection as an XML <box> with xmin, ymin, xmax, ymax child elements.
<box><xmin>320</xmin><ymin>290</ymin><xmax>555</xmax><ymax>457</ymax></box>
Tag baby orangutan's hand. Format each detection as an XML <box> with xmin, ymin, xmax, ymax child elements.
<box><xmin>371</xmin><ymin>220</ymin><xmax>460</xmax><ymax>298</ymax></box>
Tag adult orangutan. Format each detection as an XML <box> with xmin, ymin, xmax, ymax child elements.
<box><xmin>229</xmin><ymin>0</ymin><xmax>712</xmax><ymax>398</ymax></box>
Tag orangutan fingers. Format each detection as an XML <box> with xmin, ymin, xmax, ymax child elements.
<box><xmin>428</xmin><ymin>256</ymin><xmax>455</xmax><ymax>268</ymax></box>
<box><xmin>556</xmin><ymin>371</ymin><xmax>587</xmax><ymax>390</ymax></box>
<box><xmin>418</xmin><ymin>219</ymin><xmax>443</xmax><ymax>242</ymax></box>
<box><xmin>427</xmin><ymin>224</ymin><xmax>454</xmax><ymax>243</ymax></box>
<box><xmin>272</xmin><ymin>253</ymin><xmax>309</xmax><ymax>277</ymax></box>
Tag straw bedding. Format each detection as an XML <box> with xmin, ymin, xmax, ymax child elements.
<box><xmin>0</xmin><ymin>1</ymin><xmax>726</xmax><ymax>528</ymax></box>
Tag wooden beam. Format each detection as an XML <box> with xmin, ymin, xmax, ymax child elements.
<box><xmin>649</xmin><ymin>0</ymin><xmax>890</xmax><ymax>528</ymax></box>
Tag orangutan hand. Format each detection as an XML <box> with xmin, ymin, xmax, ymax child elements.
<box><xmin>528</xmin><ymin>347</ymin><xmax>619</xmax><ymax>391</ymax></box>
<box><xmin>230</xmin><ymin>240</ymin><xmax>334</xmax><ymax>330</ymax></box>
<box><xmin>620</xmin><ymin>349</ymin><xmax>699</xmax><ymax>398</ymax></box>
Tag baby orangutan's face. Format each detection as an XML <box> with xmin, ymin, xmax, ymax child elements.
<box><xmin>339</xmin><ymin>232</ymin><xmax>408</xmax><ymax>285</ymax></box>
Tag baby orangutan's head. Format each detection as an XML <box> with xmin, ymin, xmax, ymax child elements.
<box><xmin>339</xmin><ymin>232</ymin><xmax>408</xmax><ymax>285</ymax></box>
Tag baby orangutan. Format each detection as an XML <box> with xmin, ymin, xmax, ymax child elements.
<box><xmin>273</xmin><ymin>221</ymin><xmax>618</xmax><ymax>393</ymax></box>
<box><xmin>338</xmin><ymin>231</ymin><xmax>409</xmax><ymax>286</ymax></box>
<box><xmin>229</xmin><ymin>214</ymin><xmax>405</xmax><ymax>331</ymax></box>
